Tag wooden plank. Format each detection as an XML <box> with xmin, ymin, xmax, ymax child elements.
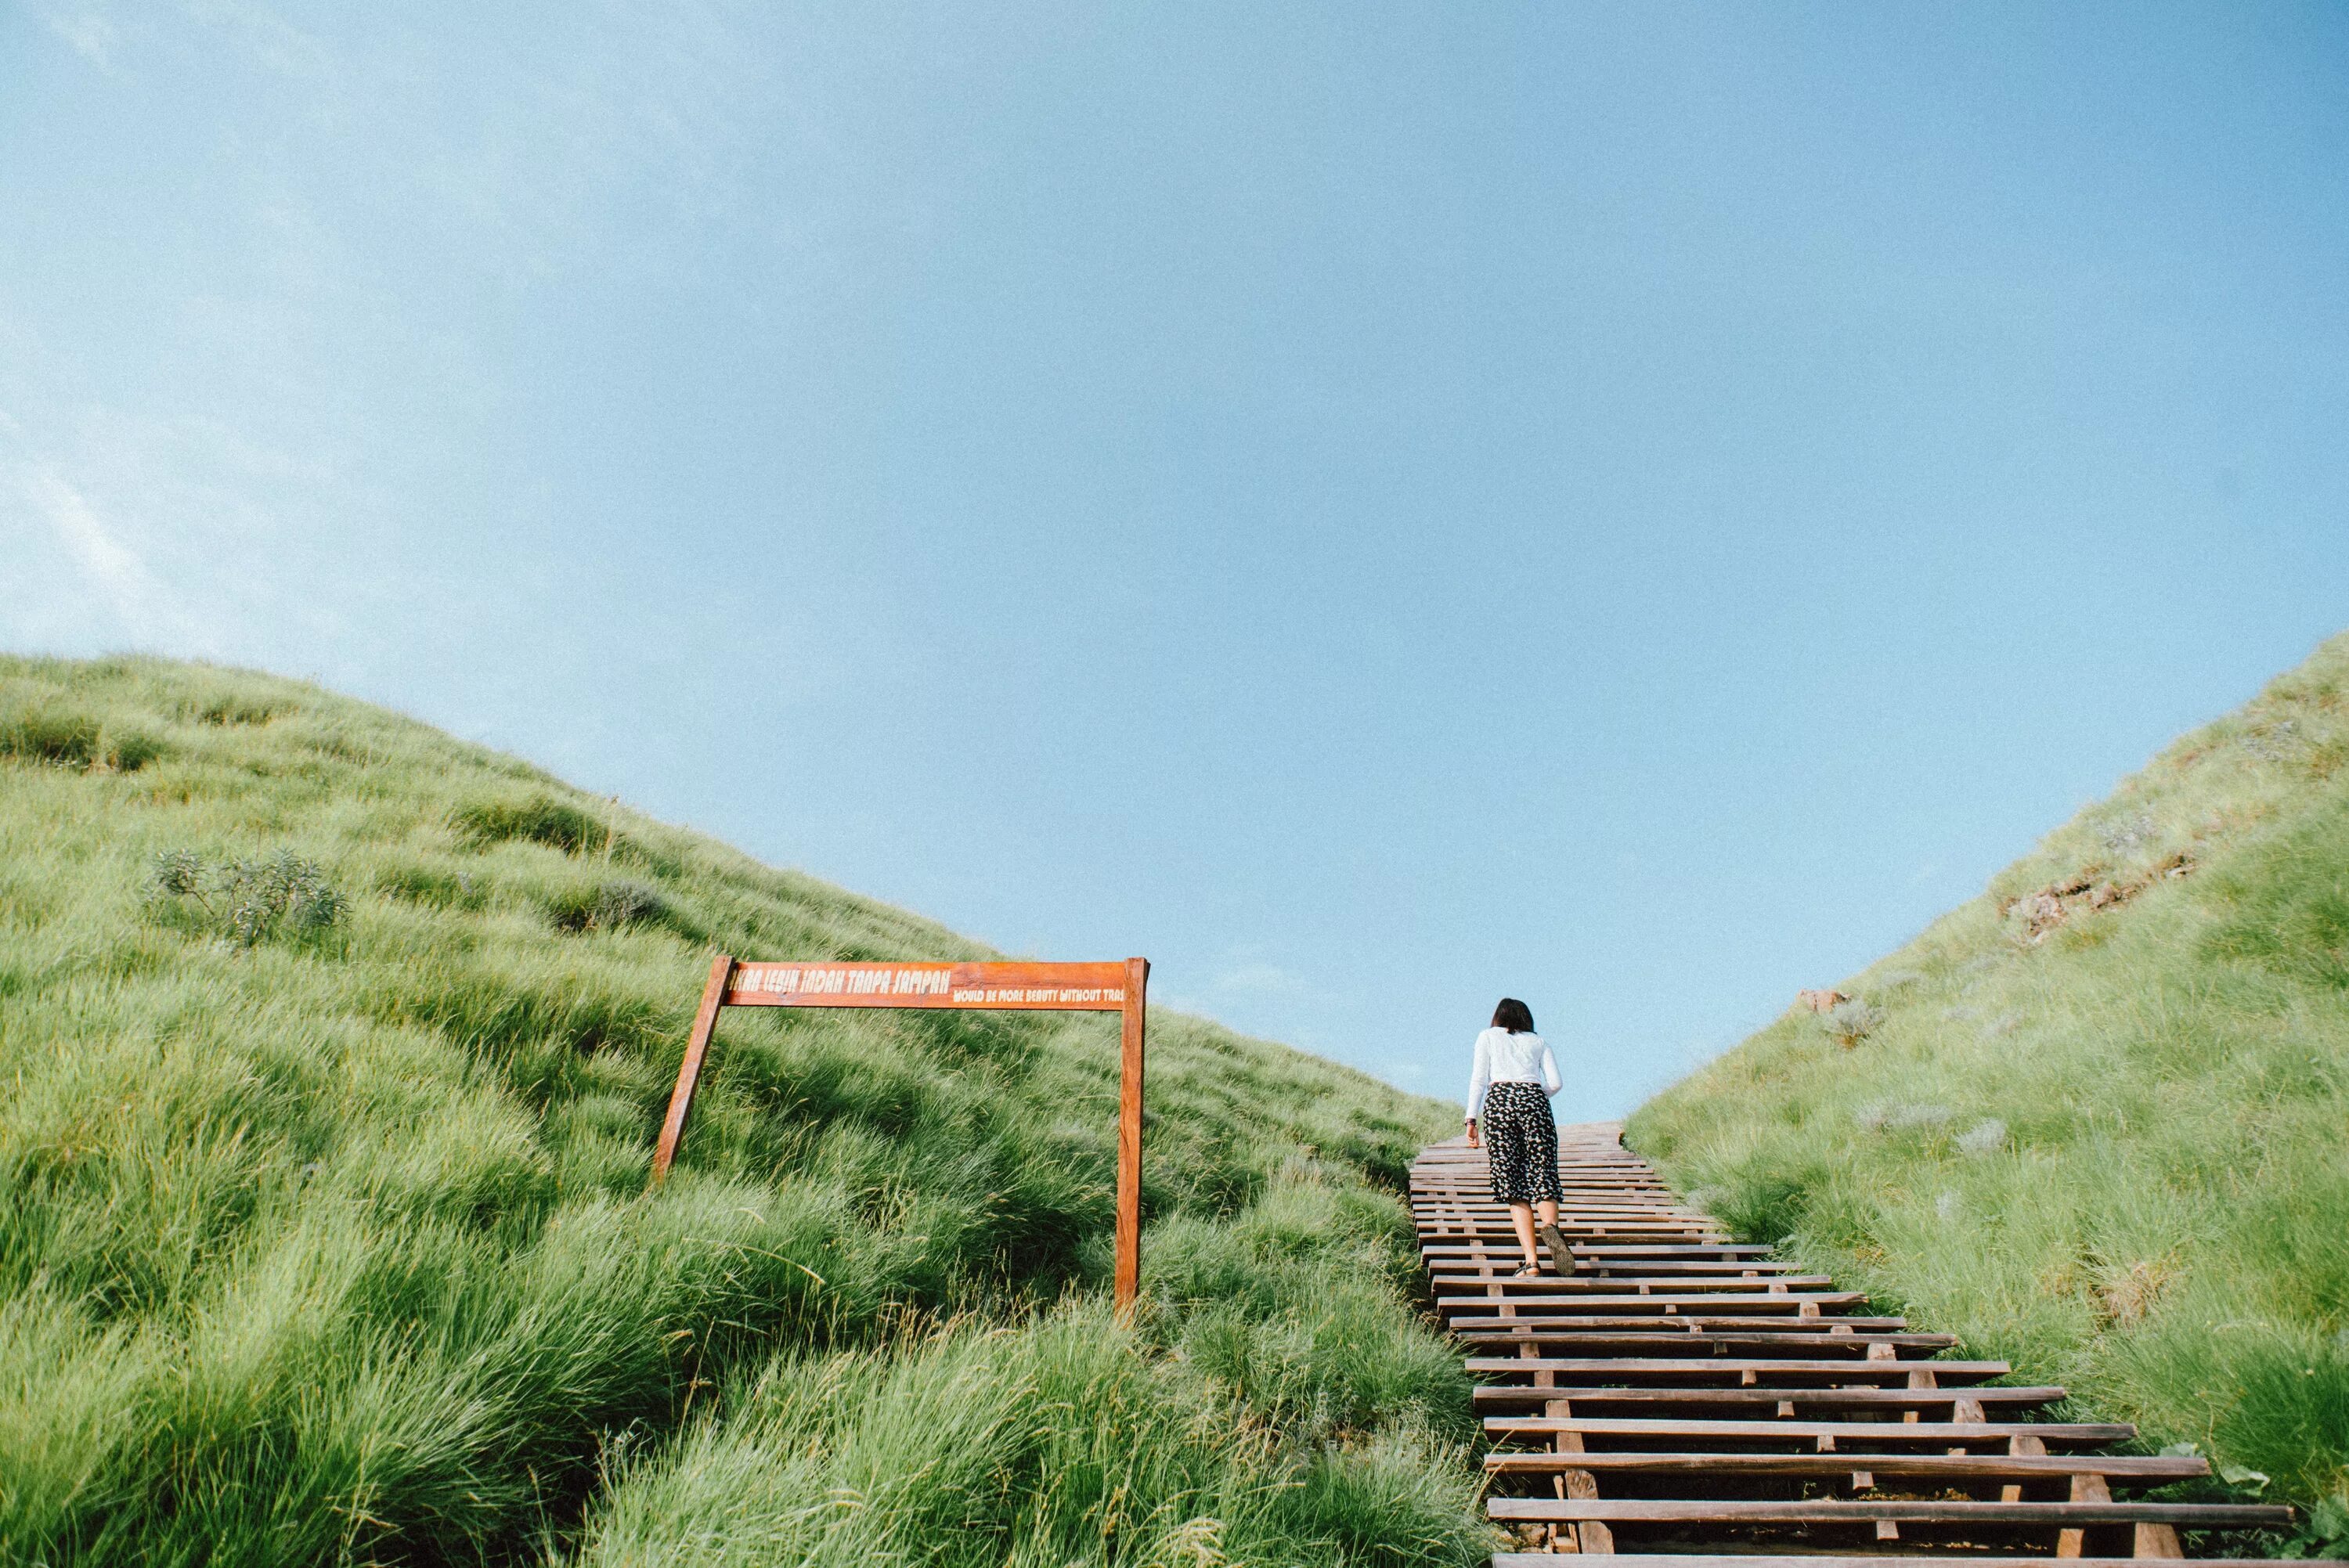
<box><xmin>1473</xmin><ymin>1383</ymin><xmax>2068</xmax><ymax>1411</ymax></box>
<box><xmin>1434</xmin><ymin>1276</ymin><xmax>1839</xmax><ymax>1296</ymax></box>
<box><xmin>1421</xmin><ymin>1242</ymin><xmax>1771</xmax><ymax>1256</ymax></box>
<box><xmin>1429</xmin><ymin>1260</ymin><xmax>1806</xmax><ymax>1276</ymax></box>
<box><xmin>1457</xmin><ymin>1330</ymin><xmax>1957</xmax><ymax>1354</ymax></box>
<box><xmin>1483</xmin><ymin>1451</ymin><xmax>2210</xmax><ymax>1480</ymax></box>
<box><xmin>649</xmin><ymin>953</ymin><xmax>735</xmax><ymax>1187</ymax></box>
<box><xmin>1485</xmin><ymin>1498</ymin><xmax>2292</xmax><ymax>1526</ymax></box>
<box><xmin>723</xmin><ymin>958</ymin><xmax>1131</xmax><ymax>1011</ymax></box>
<box><xmin>1483</xmin><ymin>1417</ymin><xmax>2134</xmax><ymax>1444</ymax></box>
<box><xmin>1446</xmin><ymin>1292</ymin><xmax>1871</xmax><ymax>1319</ymax></box>
<box><xmin>2060</xmin><ymin>1469</ymin><xmax>2113</xmax><ymax>1557</ymax></box>
<box><xmin>1464</xmin><ymin>1357</ymin><xmax>2012</xmax><ymax>1380</ymax></box>
<box><xmin>1490</xmin><ymin>1557</ymin><xmax>2311</xmax><ymax>1567</ymax></box>
<box><xmin>1113</xmin><ymin>956</ymin><xmax>1147</xmax><ymax>1315</ymax></box>
<box><xmin>1456</xmin><ymin>1313</ymin><xmax>1906</xmax><ymax>1330</ymax></box>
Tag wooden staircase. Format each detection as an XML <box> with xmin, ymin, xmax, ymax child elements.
<box><xmin>1410</xmin><ymin>1124</ymin><xmax>2297</xmax><ymax>1566</ymax></box>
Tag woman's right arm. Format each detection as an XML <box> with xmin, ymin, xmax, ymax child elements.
<box><xmin>1464</xmin><ymin>1030</ymin><xmax>1491</xmax><ymax>1128</ymax></box>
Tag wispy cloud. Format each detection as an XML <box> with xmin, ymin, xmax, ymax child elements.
<box><xmin>35</xmin><ymin>4</ymin><xmax>122</xmax><ymax>68</ymax></box>
<box><xmin>0</xmin><ymin>399</ymin><xmax>359</xmax><ymax>660</ymax></box>
<box><xmin>1153</xmin><ymin>950</ymin><xmax>1376</xmax><ymax>1069</ymax></box>
<box><xmin>182</xmin><ymin>0</ymin><xmax>333</xmax><ymax>80</ymax></box>
<box><xmin>23</xmin><ymin>466</ymin><xmax>161</xmax><ymax>611</ymax></box>
<box><xmin>2</xmin><ymin>441</ymin><xmax>201</xmax><ymax>651</ymax></box>
<box><xmin>1206</xmin><ymin>961</ymin><xmax>1312</xmax><ymax>998</ymax></box>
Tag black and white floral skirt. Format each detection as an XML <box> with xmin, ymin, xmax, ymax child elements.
<box><xmin>1481</xmin><ymin>1082</ymin><xmax>1562</xmax><ymax>1206</ymax></box>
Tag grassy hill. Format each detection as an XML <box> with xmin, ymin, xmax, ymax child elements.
<box><xmin>1630</xmin><ymin>632</ymin><xmax>2349</xmax><ymax>1531</ymax></box>
<box><xmin>0</xmin><ymin>655</ymin><xmax>1486</xmax><ymax>1567</ymax></box>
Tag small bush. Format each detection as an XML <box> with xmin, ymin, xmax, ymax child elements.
<box><xmin>548</xmin><ymin>879</ymin><xmax>672</xmax><ymax>934</ymax></box>
<box><xmin>1818</xmin><ymin>998</ymin><xmax>1883</xmax><ymax>1047</ymax></box>
<box><xmin>147</xmin><ymin>849</ymin><xmax>348</xmax><ymax>946</ymax></box>
<box><xmin>1706</xmin><ymin>1166</ymin><xmax>1819</xmax><ymax>1244</ymax></box>
<box><xmin>456</xmin><ymin>795</ymin><xmax>606</xmax><ymax>856</ymax></box>
<box><xmin>377</xmin><ymin>864</ymin><xmax>486</xmax><ymax>910</ymax></box>
<box><xmin>1</xmin><ymin>708</ymin><xmax>100</xmax><ymax>768</ymax></box>
<box><xmin>185</xmin><ymin>695</ymin><xmax>283</xmax><ymax>725</ymax></box>
<box><xmin>1855</xmin><ymin>1100</ymin><xmax>1954</xmax><ymax>1134</ymax></box>
<box><xmin>105</xmin><ymin>730</ymin><xmax>164</xmax><ymax>771</ymax></box>
<box><xmin>2283</xmin><ymin>1490</ymin><xmax>2349</xmax><ymax>1559</ymax></box>
<box><xmin>1955</xmin><ymin>1117</ymin><xmax>2008</xmax><ymax>1155</ymax></box>
<box><xmin>1977</xmin><ymin>1009</ymin><xmax>2025</xmax><ymax>1040</ymax></box>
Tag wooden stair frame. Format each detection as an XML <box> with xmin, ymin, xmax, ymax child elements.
<box><xmin>1411</xmin><ymin>1125</ymin><xmax>2293</xmax><ymax>1564</ymax></box>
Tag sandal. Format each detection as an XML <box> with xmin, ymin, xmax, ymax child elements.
<box><xmin>1538</xmin><ymin>1221</ymin><xmax>1575</xmax><ymax>1275</ymax></box>
<box><xmin>1511</xmin><ymin>1263</ymin><xmax>1543</xmax><ymax>1279</ymax></box>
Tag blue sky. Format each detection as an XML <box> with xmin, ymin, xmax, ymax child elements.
<box><xmin>5</xmin><ymin>3</ymin><xmax>2346</xmax><ymax>1117</ymax></box>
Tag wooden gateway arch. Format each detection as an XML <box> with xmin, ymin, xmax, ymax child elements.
<box><xmin>651</xmin><ymin>956</ymin><xmax>1151</xmax><ymax>1310</ymax></box>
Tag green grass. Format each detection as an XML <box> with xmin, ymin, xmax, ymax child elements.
<box><xmin>0</xmin><ymin>654</ymin><xmax>1487</xmax><ymax>1567</ymax></box>
<box><xmin>1630</xmin><ymin>630</ymin><xmax>2349</xmax><ymax>1530</ymax></box>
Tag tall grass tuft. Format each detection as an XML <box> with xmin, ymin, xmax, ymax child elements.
<box><xmin>0</xmin><ymin>654</ymin><xmax>1479</xmax><ymax>1566</ymax></box>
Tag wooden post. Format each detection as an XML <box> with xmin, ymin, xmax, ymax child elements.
<box><xmin>651</xmin><ymin>953</ymin><xmax>735</xmax><ymax>1187</ymax></box>
<box><xmin>1114</xmin><ymin>956</ymin><xmax>1149</xmax><ymax>1315</ymax></box>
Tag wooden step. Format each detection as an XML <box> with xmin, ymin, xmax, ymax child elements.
<box><xmin>1422</xmin><ymin>1242</ymin><xmax>1771</xmax><ymax>1256</ymax></box>
<box><xmin>1445</xmin><ymin>1292</ymin><xmax>1871</xmax><ymax>1320</ymax></box>
<box><xmin>1486</xmin><ymin>1498</ymin><xmax>2293</xmax><ymax>1527</ymax></box>
<box><xmin>1483</xmin><ymin>1417</ymin><xmax>2134</xmax><ymax>1447</ymax></box>
<box><xmin>1492</xmin><ymin>1557</ymin><xmax>2311</xmax><ymax>1567</ymax></box>
<box><xmin>1456</xmin><ymin>1313</ymin><xmax>1909</xmax><ymax>1331</ymax></box>
<box><xmin>1465</xmin><ymin>1357</ymin><xmax>2011</xmax><ymax>1383</ymax></box>
<box><xmin>1472</xmin><ymin>1383</ymin><xmax>2068</xmax><ymax>1413</ymax></box>
<box><xmin>1483</xmin><ymin>1451</ymin><xmax>2210</xmax><ymax>1481</ymax></box>
<box><xmin>1434</xmin><ymin>1276</ymin><xmax>1840</xmax><ymax>1296</ymax></box>
<box><xmin>1431</xmin><ymin>1260</ymin><xmax>1807</xmax><ymax>1278</ymax></box>
<box><xmin>1459</xmin><ymin>1331</ymin><xmax>1959</xmax><ymax>1355</ymax></box>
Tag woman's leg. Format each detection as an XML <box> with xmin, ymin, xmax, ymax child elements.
<box><xmin>1529</xmin><ymin>1097</ymin><xmax>1566</xmax><ymax>1271</ymax></box>
<box><xmin>1485</xmin><ymin>1090</ymin><xmax>1543</xmax><ymax>1271</ymax></box>
<box><xmin>1509</xmin><ymin>1202</ymin><xmax>1539</xmax><ymax>1269</ymax></box>
<box><xmin>1535</xmin><ymin>1198</ymin><xmax>1567</xmax><ymax>1271</ymax></box>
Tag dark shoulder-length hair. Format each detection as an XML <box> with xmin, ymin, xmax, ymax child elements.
<box><xmin>1491</xmin><ymin>997</ymin><xmax>1535</xmax><ymax>1035</ymax></box>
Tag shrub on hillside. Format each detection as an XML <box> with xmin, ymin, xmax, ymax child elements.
<box><xmin>2203</xmin><ymin>786</ymin><xmax>2349</xmax><ymax>989</ymax></box>
<box><xmin>1817</xmin><ymin>998</ymin><xmax>1882</xmax><ymax>1047</ymax></box>
<box><xmin>147</xmin><ymin>849</ymin><xmax>348</xmax><ymax>946</ymax></box>
<box><xmin>1855</xmin><ymin>1100</ymin><xmax>1954</xmax><ymax>1135</ymax></box>
<box><xmin>1702</xmin><ymin>1166</ymin><xmax>1819</xmax><ymax>1246</ymax></box>
<box><xmin>1</xmin><ymin>708</ymin><xmax>99</xmax><ymax>768</ymax></box>
<box><xmin>181</xmin><ymin>694</ymin><xmax>283</xmax><ymax>725</ymax></box>
<box><xmin>546</xmin><ymin>878</ymin><xmax>680</xmax><ymax>935</ymax></box>
<box><xmin>376</xmin><ymin>863</ymin><xmax>487</xmax><ymax>910</ymax></box>
<box><xmin>1955</xmin><ymin>1118</ymin><xmax>2008</xmax><ymax>1155</ymax></box>
<box><xmin>455</xmin><ymin>795</ymin><xmax>607</xmax><ymax>856</ymax></box>
<box><xmin>106</xmin><ymin>730</ymin><xmax>164</xmax><ymax>770</ymax></box>
<box><xmin>0</xmin><ymin>708</ymin><xmax>162</xmax><ymax>772</ymax></box>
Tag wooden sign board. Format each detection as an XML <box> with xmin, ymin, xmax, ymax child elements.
<box><xmin>723</xmin><ymin>960</ymin><xmax>1131</xmax><ymax>1010</ymax></box>
<box><xmin>651</xmin><ymin>955</ymin><xmax>1150</xmax><ymax>1310</ymax></box>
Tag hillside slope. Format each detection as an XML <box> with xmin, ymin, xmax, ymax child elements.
<box><xmin>0</xmin><ymin>655</ymin><xmax>1486</xmax><ymax>1566</ymax></box>
<box><xmin>1630</xmin><ymin>632</ymin><xmax>2349</xmax><ymax>1523</ymax></box>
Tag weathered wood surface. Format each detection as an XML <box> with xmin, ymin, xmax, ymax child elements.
<box><xmin>1415</xmin><ymin>1123</ymin><xmax>2293</xmax><ymax>1563</ymax></box>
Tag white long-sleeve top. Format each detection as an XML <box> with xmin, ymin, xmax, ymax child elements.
<box><xmin>1465</xmin><ymin>1027</ymin><xmax>1561</xmax><ymax>1120</ymax></box>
